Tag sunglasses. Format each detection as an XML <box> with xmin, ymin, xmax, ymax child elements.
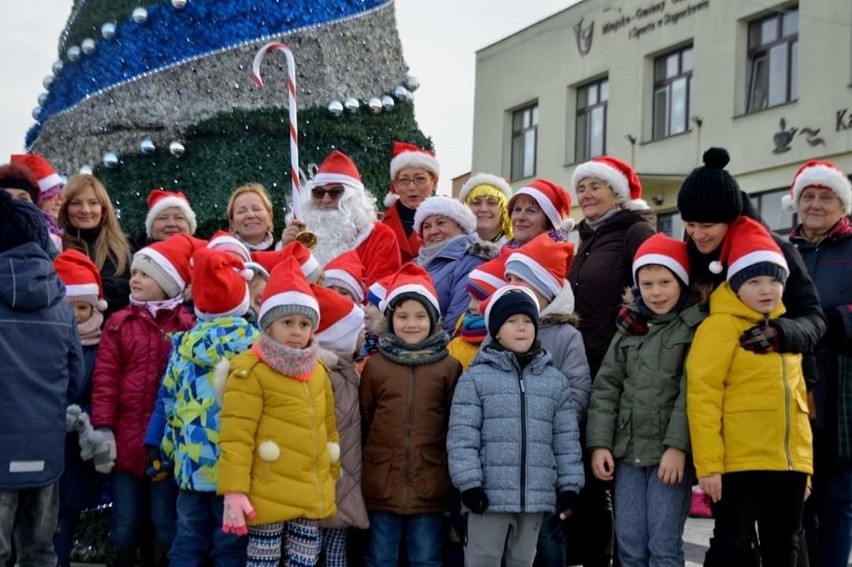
<box><xmin>311</xmin><ymin>185</ymin><xmax>345</xmax><ymax>200</ymax></box>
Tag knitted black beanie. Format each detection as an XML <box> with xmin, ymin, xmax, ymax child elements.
<box><xmin>487</xmin><ymin>289</ymin><xmax>540</xmax><ymax>340</ymax></box>
<box><xmin>730</xmin><ymin>261</ymin><xmax>788</xmax><ymax>293</ymax></box>
<box><xmin>677</xmin><ymin>147</ymin><xmax>743</xmax><ymax>223</ymax></box>
<box><xmin>0</xmin><ymin>190</ymin><xmax>50</xmax><ymax>253</ymax></box>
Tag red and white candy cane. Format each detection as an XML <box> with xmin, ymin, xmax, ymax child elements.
<box><xmin>251</xmin><ymin>41</ymin><xmax>301</xmax><ymax>218</ymax></box>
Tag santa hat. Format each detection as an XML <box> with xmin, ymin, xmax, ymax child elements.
<box><xmin>379</xmin><ymin>263</ymin><xmax>440</xmax><ymax>315</ymax></box>
<box><xmin>572</xmin><ymin>156</ymin><xmax>643</xmax><ymax>207</ymax></box>
<box><xmin>413</xmin><ymin>196</ymin><xmax>477</xmax><ymax>235</ymax></box>
<box><xmin>207</xmin><ymin>230</ymin><xmax>251</xmax><ymax>263</ymax></box>
<box><xmin>54</xmin><ymin>249</ymin><xmax>107</xmax><ymax>311</ymax></box>
<box><xmin>504</xmin><ymin>233</ymin><xmax>575</xmax><ymax>301</ymax></box>
<box><xmin>386</xmin><ymin>141</ymin><xmax>439</xmax><ymax>207</ymax></box>
<box><xmin>324</xmin><ymin>250</ymin><xmax>366</xmax><ymax>303</ymax></box>
<box><xmin>509</xmin><ymin>179</ymin><xmax>575</xmax><ymax>232</ymax></box>
<box><xmin>782</xmin><ymin>159</ymin><xmax>852</xmax><ymax>215</ymax></box>
<box><xmin>366</xmin><ymin>274</ymin><xmax>394</xmax><ymax>308</ymax></box>
<box><xmin>312</xmin><ymin>283</ymin><xmax>364</xmax><ymax>354</ymax></box>
<box><xmin>481</xmin><ymin>285</ymin><xmax>540</xmax><ymax>340</ymax></box>
<box><xmin>458</xmin><ymin>173</ymin><xmax>513</xmax><ymax>204</ymax></box>
<box><xmin>145</xmin><ymin>189</ymin><xmax>198</xmax><ymax>238</ymax></box>
<box><xmin>709</xmin><ymin>217</ymin><xmax>789</xmax><ymax>292</ymax></box>
<box><xmin>10</xmin><ymin>153</ymin><xmax>63</xmax><ymax>202</ymax></box>
<box><xmin>258</xmin><ymin>257</ymin><xmax>320</xmax><ymax>331</ymax></box>
<box><xmin>632</xmin><ymin>233</ymin><xmax>690</xmax><ymax>286</ymax></box>
<box><xmin>466</xmin><ymin>253</ymin><xmax>508</xmax><ymax>301</ymax></box>
<box><xmin>312</xmin><ymin>150</ymin><xmax>364</xmax><ymax>193</ymax></box>
<box><xmin>191</xmin><ymin>247</ymin><xmax>252</xmax><ymax>320</ymax></box>
<box><xmin>252</xmin><ymin>241</ymin><xmax>322</xmax><ymax>283</ymax></box>
<box><xmin>132</xmin><ymin>234</ymin><xmax>207</xmax><ymax>299</ymax></box>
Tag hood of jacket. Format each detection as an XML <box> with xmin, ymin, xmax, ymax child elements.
<box><xmin>0</xmin><ymin>242</ymin><xmax>64</xmax><ymax>312</ymax></box>
<box><xmin>541</xmin><ymin>280</ymin><xmax>579</xmax><ymax>327</ymax></box>
<box><xmin>176</xmin><ymin>316</ymin><xmax>256</xmax><ymax>369</ymax></box>
<box><xmin>710</xmin><ymin>281</ymin><xmax>786</xmax><ymax>323</ymax></box>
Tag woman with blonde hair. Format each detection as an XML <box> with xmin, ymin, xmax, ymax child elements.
<box><xmin>59</xmin><ymin>174</ymin><xmax>133</xmax><ymax>317</ymax></box>
<box><xmin>226</xmin><ymin>183</ymin><xmax>279</xmax><ymax>252</ymax></box>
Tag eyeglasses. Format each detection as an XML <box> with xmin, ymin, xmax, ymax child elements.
<box><xmin>311</xmin><ymin>186</ymin><xmax>345</xmax><ymax>200</ymax></box>
<box><xmin>395</xmin><ymin>176</ymin><xmax>432</xmax><ymax>188</ymax></box>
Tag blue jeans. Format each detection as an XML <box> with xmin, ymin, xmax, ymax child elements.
<box><xmin>109</xmin><ymin>471</ymin><xmax>178</xmax><ymax>546</ymax></box>
<box><xmin>171</xmin><ymin>489</ymin><xmax>247</xmax><ymax>567</ymax></box>
<box><xmin>0</xmin><ymin>483</ymin><xmax>59</xmax><ymax>566</ymax></box>
<box><xmin>533</xmin><ymin>512</ymin><xmax>565</xmax><ymax>567</ymax></box>
<box><xmin>366</xmin><ymin>511</ymin><xmax>443</xmax><ymax>567</ymax></box>
<box><xmin>614</xmin><ymin>461</ymin><xmax>692</xmax><ymax>567</ymax></box>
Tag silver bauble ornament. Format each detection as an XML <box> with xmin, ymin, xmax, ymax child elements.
<box><xmin>381</xmin><ymin>95</ymin><xmax>395</xmax><ymax>112</ymax></box>
<box><xmin>132</xmin><ymin>7</ymin><xmax>148</xmax><ymax>23</ymax></box>
<box><xmin>43</xmin><ymin>76</ymin><xmax>54</xmax><ymax>89</ymax></box>
<box><xmin>367</xmin><ymin>98</ymin><xmax>383</xmax><ymax>114</ymax></box>
<box><xmin>103</xmin><ymin>152</ymin><xmax>120</xmax><ymax>168</ymax></box>
<box><xmin>38</xmin><ymin>92</ymin><xmax>48</xmax><ymax>106</ymax></box>
<box><xmin>51</xmin><ymin>60</ymin><xmax>64</xmax><ymax>75</ymax></box>
<box><xmin>403</xmin><ymin>75</ymin><xmax>420</xmax><ymax>92</ymax></box>
<box><xmin>393</xmin><ymin>85</ymin><xmax>411</xmax><ymax>102</ymax></box>
<box><xmin>343</xmin><ymin>97</ymin><xmax>360</xmax><ymax>113</ymax></box>
<box><xmin>66</xmin><ymin>46</ymin><xmax>81</xmax><ymax>62</ymax></box>
<box><xmin>81</xmin><ymin>38</ymin><xmax>96</xmax><ymax>55</ymax></box>
<box><xmin>79</xmin><ymin>165</ymin><xmax>94</xmax><ymax>175</ymax></box>
<box><xmin>32</xmin><ymin>107</ymin><xmax>42</xmax><ymax>120</ymax></box>
<box><xmin>327</xmin><ymin>100</ymin><xmax>344</xmax><ymax>117</ymax></box>
<box><xmin>169</xmin><ymin>141</ymin><xmax>185</xmax><ymax>157</ymax></box>
<box><xmin>101</xmin><ymin>22</ymin><xmax>117</xmax><ymax>39</ymax></box>
<box><xmin>171</xmin><ymin>0</ymin><xmax>187</xmax><ymax>8</ymax></box>
<box><xmin>140</xmin><ymin>138</ymin><xmax>156</xmax><ymax>154</ymax></box>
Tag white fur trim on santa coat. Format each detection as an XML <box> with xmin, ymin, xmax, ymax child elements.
<box><xmin>145</xmin><ymin>196</ymin><xmax>197</xmax><ymax>238</ymax></box>
<box><xmin>413</xmin><ymin>197</ymin><xmax>477</xmax><ymax>235</ymax></box>
<box><xmin>390</xmin><ymin>152</ymin><xmax>440</xmax><ymax>180</ymax></box>
<box><xmin>213</xmin><ymin>357</ymin><xmax>231</xmax><ymax>407</ymax></box>
<box><xmin>783</xmin><ymin>164</ymin><xmax>852</xmax><ymax>215</ymax></box>
<box><xmin>458</xmin><ymin>173</ymin><xmax>513</xmax><ymax>203</ymax></box>
<box><xmin>572</xmin><ymin>162</ymin><xmax>630</xmax><ymax>204</ymax></box>
<box><xmin>327</xmin><ymin>441</ymin><xmax>341</xmax><ymax>464</ymax></box>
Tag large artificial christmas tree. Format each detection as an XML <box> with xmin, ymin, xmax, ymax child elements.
<box><xmin>28</xmin><ymin>0</ymin><xmax>431</xmax><ymax>238</ymax></box>
<box><xmin>28</xmin><ymin>0</ymin><xmax>430</xmax><ymax>559</ymax></box>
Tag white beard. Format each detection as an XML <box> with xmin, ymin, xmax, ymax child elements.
<box><xmin>299</xmin><ymin>207</ymin><xmax>363</xmax><ymax>267</ymax></box>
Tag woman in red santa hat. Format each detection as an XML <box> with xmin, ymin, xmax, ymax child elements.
<box><xmin>137</xmin><ymin>188</ymin><xmax>198</xmax><ymax>246</ymax></box>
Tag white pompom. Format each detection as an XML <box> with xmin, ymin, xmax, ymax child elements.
<box><xmin>780</xmin><ymin>194</ymin><xmax>797</xmax><ymax>214</ymax></box>
<box><xmin>240</xmin><ymin>268</ymin><xmax>254</xmax><ymax>282</ymax></box>
<box><xmin>560</xmin><ymin>218</ymin><xmax>575</xmax><ymax>233</ymax></box>
<box><xmin>258</xmin><ymin>440</ymin><xmax>281</xmax><ymax>462</ymax></box>
<box><xmin>383</xmin><ymin>192</ymin><xmax>399</xmax><ymax>209</ymax></box>
<box><xmin>327</xmin><ymin>441</ymin><xmax>340</xmax><ymax>464</ymax></box>
<box><xmin>709</xmin><ymin>260</ymin><xmax>723</xmax><ymax>274</ymax></box>
<box><xmin>96</xmin><ymin>298</ymin><xmax>108</xmax><ymax>312</ymax></box>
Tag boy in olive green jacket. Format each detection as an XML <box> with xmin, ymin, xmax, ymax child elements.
<box><xmin>586</xmin><ymin>233</ymin><xmax>704</xmax><ymax>566</ymax></box>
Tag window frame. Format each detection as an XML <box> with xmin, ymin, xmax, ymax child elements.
<box><xmin>652</xmin><ymin>46</ymin><xmax>694</xmax><ymax>140</ymax></box>
<box><xmin>575</xmin><ymin>78</ymin><xmax>609</xmax><ymax>163</ymax></box>
<box><xmin>746</xmin><ymin>7</ymin><xmax>799</xmax><ymax>113</ymax></box>
<box><xmin>510</xmin><ymin>103</ymin><xmax>539</xmax><ymax>181</ymax></box>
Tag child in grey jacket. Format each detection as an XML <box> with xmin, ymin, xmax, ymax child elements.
<box><xmin>447</xmin><ymin>285</ymin><xmax>584</xmax><ymax>567</ymax></box>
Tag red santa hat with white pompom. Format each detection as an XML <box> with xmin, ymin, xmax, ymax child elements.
<box><xmin>386</xmin><ymin>141</ymin><xmax>439</xmax><ymax>207</ymax></box>
<box><xmin>782</xmin><ymin>160</ymin><xmax>851</xmax><ymax>215</ymax></box>
<box><xmin>54</xmin><ymin>249</ymin><xmax>108</xmax><ymax>312</ymax></box>
<box><xmin>572</xmin><ymin>156</ymin><xmax>644</xmax><ymax>210</ymax></box>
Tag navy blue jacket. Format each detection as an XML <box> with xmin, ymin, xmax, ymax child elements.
<box><xmin>0</xmin><ymin>243</ymin><xmax>83</xmax><ymax>490</ymax></box>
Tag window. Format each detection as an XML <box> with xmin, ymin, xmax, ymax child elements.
<box><xmin>658</xmin><ymin>212</ymin><xmax>685</xmax><ymax>239</ymax></box>
<box><xmin>749</xmin><ymin>188</ymin><xmax>797</xmax><ymax>235</ymax></box>
<box><xmin>511</xmin><ymin>104</ymin><xmax>538</xmax><ymax>181</ymax></box>
<box><xmin>747</xmin><ymin>8</ymin><xmax>798</xmax><ymax>113</ymax></box>
<box><xmin>653</xmin><ymin>46</ymin><xmax>694</xmax><ymax>139</ymax></box>
<box><xmin>575</xmin><ymin>78</ymin><xmax>608</xmax><ymax>162</ymax></box>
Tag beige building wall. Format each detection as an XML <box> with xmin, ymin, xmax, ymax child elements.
<box><xmin>471</xmin><ymin>0</ymin><xmax>852</xmax><ymax>232</ymax></box>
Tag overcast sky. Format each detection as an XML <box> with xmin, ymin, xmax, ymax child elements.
<box><xmin>1</xmin><ymin>0</ymin><xmax>575</xmax><ymax>195</ymax></box>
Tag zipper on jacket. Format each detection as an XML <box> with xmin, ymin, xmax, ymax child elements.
<box><xmin>402</xmin><ymin>366</ymin><xmax>415</xmax><ymax>513</ymax></box>
<box><xmin>304</xmin><ymin>381</ymin><xmax>323</xmax><ymax>509</ymax></box>
<box><xmin>516</xmin><ymin>360</ymin><xmax>528</xmax><ymax>512</ymax></box>
<box><xmin>780</xmin><ymin>352</ymin><xmax>793</xmax><ymax>471</ymax></box>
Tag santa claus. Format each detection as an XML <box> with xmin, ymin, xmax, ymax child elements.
<box><xmin>282</xmin><ymin>150</ymin><xmax>401</xmax><ymax>286</ymax></box>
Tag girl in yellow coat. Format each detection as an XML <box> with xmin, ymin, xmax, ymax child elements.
<box><xmin>687</xmin><ymin>218</ymin><xmax>812</xmax><ymax>567</ymax></box>
<box><xmin>218</xmin><ymin>257</ymin><xmax>340</xmax><ymax>567</ymax></box>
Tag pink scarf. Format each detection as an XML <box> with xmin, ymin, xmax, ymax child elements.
<box><xmin>78</xmin><ymin>310</ymin><xmax>104</xmax><ymax>346</ymax></box>
<box><xmin>252</xmin><ymin>333</ymin><xmax>321</xmax><ymax>382</ymax></box>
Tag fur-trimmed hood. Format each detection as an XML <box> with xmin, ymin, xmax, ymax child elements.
<box><xmin>541</xmin><ymin>281</ymin><xmax>580</xmax><ymax>328</ymax></box>
<box><xmin>467</xmin><ymin>239</ymin><xmax>500</xmax><ymax>261</ymax></box>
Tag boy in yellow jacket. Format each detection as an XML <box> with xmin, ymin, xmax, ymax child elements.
<box><xmin>217</xmin><ymin>257</ymin><xmax>340</xmax><ymax>567</ymax></box>
<box><xmin>687</xmin><ymin>217</ymin><xmax>813</xmax><ymax>566</ymax></box>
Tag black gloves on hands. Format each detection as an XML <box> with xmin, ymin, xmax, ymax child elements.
<box><xmin>557</xmin><ymin>491</ymin><xmax>579</xmax><ymax>520</ymax></box>
<box><xmin>461</xmin><ymin>487</ymin><xmax>489</xmax><ymax>514</ymax></box>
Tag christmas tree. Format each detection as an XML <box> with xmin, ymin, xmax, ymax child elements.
<box><xmin>28</xmin><ymin>0</ymin><xmax>431</xmax><ymax>238</ymax></box>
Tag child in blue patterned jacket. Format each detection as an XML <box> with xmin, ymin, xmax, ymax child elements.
<box><xmin>447</xmin><ymin>285</ymin><xmax>584</xmax><ymax>566</ymax></box>
<box><xmin>145</xmin><ymin>247</ymin><xmax>259</xmax><ymax>566</ymax></box>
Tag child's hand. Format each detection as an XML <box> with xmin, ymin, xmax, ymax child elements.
<box><xmin>222</xmin><ymin>492</ymin><xmax>257</xmax><ymax>536</ymax></box>
<box><xmin>590</xmin><ymin>448</ymin><xmax>615</xmax><ymax>481</ymax></box>
<box><xmin>657</xmin><ymin>447</ymin><xmax>686</xmax><ymax>485</ymax></box>
<box><xmin>699</xmin><ymin>474</ymin><xmax>722</xmax><ymax>503</ymax></box>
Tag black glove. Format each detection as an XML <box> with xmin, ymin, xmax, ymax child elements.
<box><xmin>461</xmin><ymin>487</ymin><xmax>489</xmax><ymax>514</ymax></box>
<box><xmin>739</xmin><ymin>322</ymin><xmax>782</xmax><ymax>354</ymax></box>
<box><xmin>557</xmin><ymin>491</ymin><xmax>579</xmax><ymax>520</ymax></box>
<box><xmin>145</xmin><ymin>445</ymin><xmax>169</xmax><ymax>482</ymax></box>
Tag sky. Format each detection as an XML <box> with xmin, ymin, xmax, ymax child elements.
<box><xmin>0</xmin><ymin>0</ymin><xmax>575</xmax><ymax>195</ymax></box>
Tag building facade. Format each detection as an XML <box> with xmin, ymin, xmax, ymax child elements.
<box><xmin>471</xmin><ymin>0</ymin><xmax>852</xmax><ymax>236</ymax></box>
